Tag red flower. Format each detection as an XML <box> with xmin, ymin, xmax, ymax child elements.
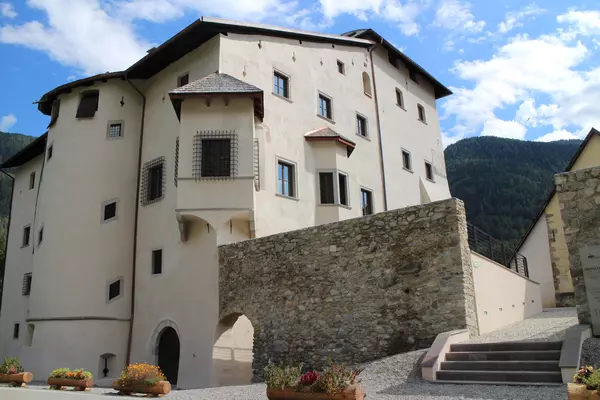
<box><xmin>300</xmin><ymin>371</ymin><xmax>319</xmax><ymax>386</ymax></box>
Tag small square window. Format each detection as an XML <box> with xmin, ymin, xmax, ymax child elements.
<box><xmin>76</xmin><ymin>90</ymin><xmax>99</xmax><ymax>119</ymax></box>
<box><xmin>103</xmin><ymin>201</ymin><xmax>117</xmax><ymax>222</ymax></box>
<box><xmin>177</xmin><ymin>73</ymin><xmax>189</xmax><ymax>88</ymax></box>
<box><xmin>417</xmin><ymin>104</ymin><xmax>426</xmax><ymax>122</ymax></box>
<box><xmin>402</xmin><ymin>150</ymin><xmax>412</xmax><ymax>171</ymax></box>
<box><xmin>425</xmin><ymin>162</ymin><xmax>434</xmax><ymax>181</ymax></box>
<box><xmin>337</xmin><ymin>60</ymin><xmax>345</xmax><ymax>75</ymax></box>
<box><xmin>22</xmin><ymin>225</ymin><xmax>30</xmax><ymax>247</ymax></box>
<box><xmin>318</xmin><ymin>94</ymin><xmax>333</xmax><ymax>120</ymax></box>
<box><xmin>356</xmin><ymin>114</ymin><xmax>368</xmax><ymax>137</ymax></box>
<box><xmin>273</xmin><ymin>71</ymin><xmax>289</xmax><ymax>99</ymax></box>
<box><xmin>22</xmin><ymin>273</ymin><xmax>32</xmax><ymax>296</ymax></box>
<box><xmin>107</xmin><ymin>122</ymin><xmax>123</xmax><ymax>139</ymax></box>
<box><xmin>338</xmin><ymin>173</ymin><xmax>349</xmax><ymax>206</ymax></box>
<box><xmin>38</xmin><ymin>227</ymin><xmax>43</xmax><ymax>246</ymax></box>
<box><xmin>361</xmin><ymin>189</ymin><xmax>374</xmax><ymax>216</ymax></box>
<box><xmin>47</xmin><ymin>144</ymin><xmax>53</xmax><ymax>161</ymax></box>
<box><xmin>13</xmin><ymin>323</ymin><xmax>19</xmax><ymax>339</ymax></box>
<box><xmin>396</xmin><ymin>89</ymin><xmax>404</xmax><ymax>108</ymax></box>
<box><xmin>152</xmin><ymin>249</ymin><xmax>163</xmax><ymax>275</ymax></box>
<box><xmin>108</xmin><ymin>279</ymin><xmax>121</xmax><ymax>301</ymax></box>
<box><xmin>29</xmin><ymin>172</ymin><xmax>35</xmax><ymax>190</ymax></box>
<box><xmin>277</xmin><ymin>160</ymin><xmax>296</xmax><ymax>198</ymax></box>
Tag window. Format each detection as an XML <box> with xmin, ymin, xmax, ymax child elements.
<box><xmin>277</xmin><ymin>160</ymin><xmax>296</xmax><ymax>198</ymax></box>
<box><xmin>361</xmin><ymin>188</ymin><xmax>374</xmax><ymax>216</ymax></box>
<box><xmin>273</xmin><ymin>71</ymin><xmax>289</xmax><ymax>98</ymax></box>
<box><xmin>395</xmin><ymin>88</ymin><xmax>404</xmax><ymax>108</ymax></box>
<box><xmin>22</xmin><ymin>273</ymin><xmax>32</xmax><ymax>296</ymax></box>
<box><xmin>417</xmin><ymin>104</ymin><xmax>426</xmax><ymax>122</ymax></box>
<box><xmin>108</xmin><ymin>279</ymin><xmax>121</xmax><ymax>301</ymax></box>
<box><xmin>177</xmin><ymin>73</ymin><xmax>189</xmax><ymax>88</ymax></box>
<box><xmin>38</xmin><ymin>226</ymin><xmax>43</xmax><ymax>246</ymax></box>
<box><xmin>142</xmin><ymin>157</ymin><xmax>165</xmax><ymax>205</ymax></box>
<box><xmin>29</xmin><ymin>172</ymin><xmax>35</xmax><ymax>190</ymax></box>
<box><xmin>388</xmin><ymin>52</ymin><xmax>397</xmax><ymax>68</ymax></box>
<box><xmin>107</xmin><ymin>122</ymin><xmax>123</xmax><ymax>139</ymax></box>
<box><xmin>409</xmin><ymin>70</ymin><xmax>419</xmax><ymax>83</ymax></box>
<box><xmin>13</xmin><ymin>323</ymin><xmax>19</xmax><ymax>339</ymax></box>
<box><xmin>402</xmin><ymin>150</ymin><xmax>412</xmax><ymax>171</ymax></box>
<box><xmin>174</xmin><ymin>137</ymin><xmax>179</xmax><ymax>187</ymax></box>
<box><xmin>25</xmin><ymin>324</ymin><xmax>34</xmax><ymax>347</ymax></box>
<box><xmin>48</xmin><ymin>99</ymin><xmax>60</xmax><ymax>128</ymax></box>
<box><xmin>22</xmin><ymin>225</ymin><xmax>30</xmax><ymax>247</ymax></box>
<box><xmin>152</xmin><ymin>249</ymin><xmax>162</xmax><ymax>275</ymax></box>
<box><xmin>318</xmin><ymin>93</ymin><xmax>333</xmax><ymax>120</ymax></box>
<box><xmin>356</xmin><ymin>114</ymin><xmax>368</xmax><ymax>138</ymax></box>
<box><xmin>47</xmin><ymin>143</ymin><xmax>53</xmax><ymax>161</ymax></box>
<box><xmin>425</xmin><ymin>161</ymin><xmax>434</xmax><ymax>181</ymax></box>
<box><xmin>76</xmin><ymin>90</ymin><xmax>99</xmax><ymax>119</ymax></box>
<box><xmin>103</xmin><ymin>201</ymin><xmax>117</xmax><ymax>222</ymax></box>
<box><xmin>319</xmin><ymin>171</ymin><xmax>349</xmax><ymax>206</ymax></box>
<box><xmin>337</xmin><ymin>60</ymin><xmax>345</xmax><ymax>75</ymax></box>
<box><xmin>193</xmin><ymin>132</ymin><xmax>238</xmax><ymax>180</ymax></box>
<box><xmin>362</xmin><ymin>72</ymin><xmax>372</xmax><ymax>97</ymax></box>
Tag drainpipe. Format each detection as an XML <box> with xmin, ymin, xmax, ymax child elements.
<box><xmin>125</xmin><ymin>76</ymin><xmax>146</xmax><ymax>365</ymax></box>
<box><xmin>0</xmin><ymin>169</ymin><xmax>14</xmax><ymax>312</ymax></box>
<box><xmin>369</xmin><ymin>41</ymin><xmax>388</xmax><ymax>211</ymax></box>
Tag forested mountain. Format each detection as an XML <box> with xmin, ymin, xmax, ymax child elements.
<box><xmin>0</xmin><ymin>132</ymin><xmax>35</xmax><ymax>216</ymax></box>
<box><xmin>445</xmin><ymin>136</ymin><xmax>582</xmax><ymax>247</ymax></box>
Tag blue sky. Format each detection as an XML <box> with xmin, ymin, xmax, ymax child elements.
<box><xmin>1</xmin><ymin>0</ymin><xmax>600</xmax><ymax>145</ymax></box>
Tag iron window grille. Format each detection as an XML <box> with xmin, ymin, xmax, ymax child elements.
<box><xmin>76</xmin><ymin>90</ymin><xmax>99</xmax><ymax>119</ymax></box>
<box><xmin>141</xmin><ymin>157</ymin><xmax>165</xmax><ymax>205</ymax></box>
<box><xmin>193</xmin><ymin>131</ymin><xmax>238</xmax><ymax>180</ymax></box>
<box><xmin>253</xmin><ymin>138</ymin><xmax>260</xmax><ymax>191</ymax></box>
<box><xmin>22</xmin><ymin>273</ymin><xmax>32</xmax><ymax>296</ymax></box>
<box><xmin>361</xmin><ymin>189</ymin><xmax>374</xmax><ymax>216</ymax></box>
<box><xmin>174</xmin><ymin>137</ymin><xmax>179</xmax><ymax>187</ymax></box>
<box><xmin>108</xmin><ymin>122</ymin><xmax>123</xmax><ymax>139</ymax></box>
<box><xmin>273</xmin><ymin>72</ymin><xmax>289</xmax><ymax>98</ymax></box>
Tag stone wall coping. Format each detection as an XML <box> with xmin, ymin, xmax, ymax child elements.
<box><xmin>559</xmin><ymin>324</ymin><xmax>592</xmax><ymax>384</ymax></box>
<box><xmin>471</xmin><ymin>251</ymin><xmax>541</xmax><ymax>285</ymax></box>
<box><xmin>421</xmin><ymin>329</ymin><xmax>470</xmax><ymax>383</ymax></box>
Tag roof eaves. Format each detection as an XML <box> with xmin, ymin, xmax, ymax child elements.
<box><xmin>0</xmin><ymin>133</ymin><xmax>48</xmax><ymax>169</ymax></box>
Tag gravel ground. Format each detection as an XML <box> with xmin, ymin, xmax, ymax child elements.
<box><xmin>12</xmin><ymin>309</ymin><xmax>577</xmax><ymax>400</ymax></box>
<box><xmin>580</xmin><ymin>337</ymin><xmax>600</xmax><ymax>368</ymax></box>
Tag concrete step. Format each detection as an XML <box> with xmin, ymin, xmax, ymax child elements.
<box><xmin>450</xmin><ymin>341</ymin><xmax>563</xmax><ymax>352</ymax></box>
<box><xmin>446</xmin><ymin>350</ymin><xmax>561</xmax><ymax>361</ymax></box>
<box><xmin>436</xmin><ymin>370</ymin><xmax>563</xmax><ymax>383</ymax></box>
<box><xmin>440</xmin><ymin>360</ymin><xmax>560</xmax><ymax>372</ymax></box>
<box><xmin>432</xmin><ymin>380</ymin><xmax>563</xmax><ymax>387</ymax></box>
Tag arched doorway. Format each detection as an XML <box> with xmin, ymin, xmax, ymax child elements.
<box><xmin>158</xmin><ymin>327</ymin><xmax>180</xmax><ymax>386</ymax></box>
<box><xmin>212</xmin><ymin>314</ymin><xmax>254</xmax><ymax>387</ymax></box>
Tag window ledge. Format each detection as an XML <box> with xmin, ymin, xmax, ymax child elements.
<box><xmin>318</xmin><ymin>203</ymin><xmax>351</xmax><ymax>210</ymax></box>
<box><xmin>418</xmin><ymin>119</ymin><xmax>428</xmax><ymax>125</ymax></box>
<box><xmin>21</xmin><ymin>244</ymin><xmax>30</xmax><ymax>249</ymax></box>
<box><xmin>403</xmin><ymin>167</ymin><xmax>414</xmax><ymax>174</ymax></box>
<box><xmin>317</xmin><ymin>114</ymin><xmax>335</xmax><ymax>124</ymax></box>
<box><xmin>356</xmin><ymin>133</ymin><xmax>371</xmax><ymax>141</ymax></box>
<box><xmin>276</xmin><ymin>193</ymin><xmax>299</xmax><ymax>202</ymax></box>
<box><xmin>426</xmin><ymin>177</ymin><xmax>436</xmax><ymax>183</ymax></box>
<box><xmin>364</xmin><ymin>92</ymin><xmax>372</xmax><ymax>98</ymax></box>
<box><xmin>272</xmin><ymin>92</ymin><xmax>293</xmax><ymax>103</ymax></box>
<box><xmin>397</xmin><ymin>104</ymin><xmax>407</xmax><ymax>111</ymax></box>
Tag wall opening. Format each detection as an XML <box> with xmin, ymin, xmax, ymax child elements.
<box><xmin>158</xmin><ymin>327</ymin><xmax>180</xmax><ymax>386</ymax></box>
<box><xmin>362</xmin><ymin>72</ymin><xmax>372</xmax><ymax>97</ymax></box>
<box><xmin>25</xmin><ymin>324</ymin><xmax>34</xmax><ymax>347</ymax></box>
<box><xmin>98</xmin><ymin>353</ymin><xmax>117</xmax><ymax>379</ymax></box>
<box><xmin>212</xmin><ymin>313</ymin><xmax>254</xmax><ymax>387</ymax></box>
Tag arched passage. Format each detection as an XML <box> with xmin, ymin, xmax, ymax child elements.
<box><xmin>158</xmin><ymin>327</ymin><xmax>180</xmax><ymax>386</ymax></box>
<box><xmin>211</xmin><ymin>313</ymin><xmax>254</xmax><ymax>387</ymax></box>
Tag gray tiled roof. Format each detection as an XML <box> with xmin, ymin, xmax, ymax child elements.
<box><xmin>170</xmin><ymin>72</ymin><xmax>262</xmax><ymax>95</ymax></box>
<box><xmin>304</xmin><ymin>127</ymin><xmax>356</xmax><ymax>146</ymax></box>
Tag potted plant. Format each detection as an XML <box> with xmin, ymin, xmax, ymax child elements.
<box><xmin>568</xmin><ymin>366</ymin><xmax>600</xmax><ymax>399</ymax></box>
<box><xmin>47</xmin><ymin>368</ymin><xmax>94</xmax><ymax>391</ymax></box>
<box><xmin>265</xmin><ymin>361</ymin><xmax>365</xmax><ymax>400</ymax></box>
<box><xmin>0</xmin><ymin>357</ymin><xmax>32</xmax><ymax>387</ymax></box>
<box><xmin>112</xmin><ymin>363</ymin><xmax>171</xmax><ymax>396</ymax></box>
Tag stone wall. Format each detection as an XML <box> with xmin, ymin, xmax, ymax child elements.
<box><xmin>218</xmin><ymin>198</ymin><xmax>477</xmax><ymax>379</ymax></box>
<box><xmin>556</xmin><ymin>166</ymin><xmax>600</xmax><ymax>327</ymax></box>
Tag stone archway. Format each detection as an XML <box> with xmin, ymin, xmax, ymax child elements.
<box><xmin>158</xmin><ymin>327</ymin><xmax>180</xmax><ymax>385</ymax></box>
<box><xmin>211</xmin><ymin>313</ymin><xmax>254</xmax><ymax>387</ymax></box>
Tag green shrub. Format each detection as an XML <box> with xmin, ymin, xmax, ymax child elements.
<box><xmin>0</xmin><ymin>357</ymin><xmax>24</xmax><ymax>374</ymax></box>
<box><xmin>586</xmin><ymin>370</ymin><xmax>600</xmax><ymax>390</ymax></box>
<box><xmin>264</xmin><ymin>361</ymin><xmax>302</xmax><ymax>390</ymax></box>
<box><xmin>49</xmin><ymin>368</ymin><xmax>92</xmax><ymax>380</ymax></box>
<box><xmin>49</xmin><ymin>368</ymin><xmax>70</xmax><ymax>379</ymax></box>
<box><xmin>311</xmin><ymin>362</ymin><xmax>362</xmax><ymax>395</ymax></box>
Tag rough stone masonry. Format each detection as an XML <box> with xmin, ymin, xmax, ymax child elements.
<box><xmin>218</xmin><ymin>198</ymin><xmax>477</xmax><ymax>380</ymax></box>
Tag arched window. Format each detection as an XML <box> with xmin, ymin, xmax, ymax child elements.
<box><xmin>362</xmin><ymin>72</ymin><xmax>372</xmax><ymax>97</ymax></box>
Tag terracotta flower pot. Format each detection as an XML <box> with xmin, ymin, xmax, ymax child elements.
<box><xmin>0</xmin><ymin>372</ymin><xmax>33</xmax><ymax>387</ymax></box>
<box><xmin>48</xmin><ymin>377</ymin><xmax>93</xmax><ymax>391</ymax></box>
<box><xmin>568</xmin><ymin>383</ymin><xmax>600</xmax><ymax>400</ymax></box>
<box><xmin>112</xmin><ymin>380</ymin><xmax>171</xmax><ymax>397</ymax></box>
<box><xmin>267</xmin><ymin>384</ymin><xmax>364</xmax><ymax>400</ymax></box>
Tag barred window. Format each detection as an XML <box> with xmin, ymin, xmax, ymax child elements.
<box><xmin>174</xmin><ymin>137</ymin><xmax>179</xmax><ymax>187</ymax></box>
<box><xmin>107</xmin><ymin>122</ymin><xmax>123</xmax><ymax>139</ymax></box>
<box><xmin>22</xmin><ymin>273</ymin><xmax>32</xmax><ymax>296</ymax></box>
<box><xmin>141</xmin><ymin>157</ymin><xmax>165</xmax><ymax>205</ymax></box>
<box><xmin>253</xmin><ymin>138</ymin><xmax>260</xmax><ymax>191</ymax></box>
<box><xmin>193</xmin><ymin>131</ymin><xmax>238</xmax><ymax>180</ymax></box>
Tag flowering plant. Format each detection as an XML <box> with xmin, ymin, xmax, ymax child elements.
<box><xmin>0</xmin><ymin>357</ymin><xmax>24</xmax><ymax>375</ymax></box>
<box><xmin>300</xmin><ymin>370</ymin><xmax>320</xmax><ymax>386</ymax></box>
<box><xmin>574</xmin><ymin>366</ymin><xmax>594</xmax><ymax>385</ymax></box>
<box><xmin>311</xmin><ymin>362</ymin><xmax>363</xmax><ymax>395</ymax></box>
<box><xmin>264</xmin><ymin>361</ymin><xmax>302</xmax><ymax>390</ymax></box>
<box><xmin>49</xmin><ymin>368</ymin><xmax>93</xmax><ymax>380</ymax></box>
<box><xmin>116</xmin><ymin>363</ymin><xmax>166</xmax><ymax>387</ymax></box>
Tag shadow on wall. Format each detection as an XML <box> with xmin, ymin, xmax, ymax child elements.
<box><xmin>212</xmin><ymin>314</ymin><xmax>254</xmax><ymax>387</ymax></box>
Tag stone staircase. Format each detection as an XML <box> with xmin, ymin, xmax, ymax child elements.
<box><xmin>435</xmin><ymin>341</ymin><xmax>564</xmax><ymax>385</ymax></box>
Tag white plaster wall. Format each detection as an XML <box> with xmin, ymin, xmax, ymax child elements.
<box><xmin>519</xmin><ymin>217</ymin><xmax>556</xmax><ymax>308</ymax></box>
<box><xmin>219</xmin><ymin>33</ymin><xmax>385</xmax><ymax>236</ymax></box>
<box><xmin>471</xmin><ymin>252</ymin><xmax>543</xmax><ymax>335</ymax></box>
<box><xmin>0</xmin><ymin>157</ymin><xmax>41</xmax><ymax>360</ymax></box>
<box><xmin>371</xmin><ymin>47</ymin><xmax>450</xmax><ymax>210</ymax></box>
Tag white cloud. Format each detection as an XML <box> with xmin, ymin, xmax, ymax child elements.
<box><xmin>481</xmin><ymin>119</ymin><xmax>527</xmax><ymax>140</ymax></box>
<box><xmin>0</xmin><ymin>113</ymin><xmax>17</xmax><ymax>131</ymax></box>
<box><xmin>0</xmin><ymin>2</ymin><xmax>17</xmax><ymax>18</ymax></box>
<box><xmin>535</xmin><ymin>129</ymin><xmax>579</xmax><ymax>142</ymax></box>
<box><xmin>433</xmin><ymin>0</ymin><xmax>484</xmax><ymax>34</ymax></box>
<box><xmin>497</xmin><ymin>5</ymin><xmax>545</xmax><ymax>34</ymax></box>
<box><xmin>557</xmin><ymin>10</ymin><xmax>600</xmax><ymax>38</ymax></box>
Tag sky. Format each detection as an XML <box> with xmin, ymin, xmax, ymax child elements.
<box><xmin>1</xmin><ymin>0</ymin><xmax>600</xmax><ymax>146</ymax></box>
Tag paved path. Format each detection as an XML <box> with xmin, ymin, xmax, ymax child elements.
<box><xmin>0</xmin><ymin>309</ymin><xmax>578</xmax><ymax>399</ymax></box>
